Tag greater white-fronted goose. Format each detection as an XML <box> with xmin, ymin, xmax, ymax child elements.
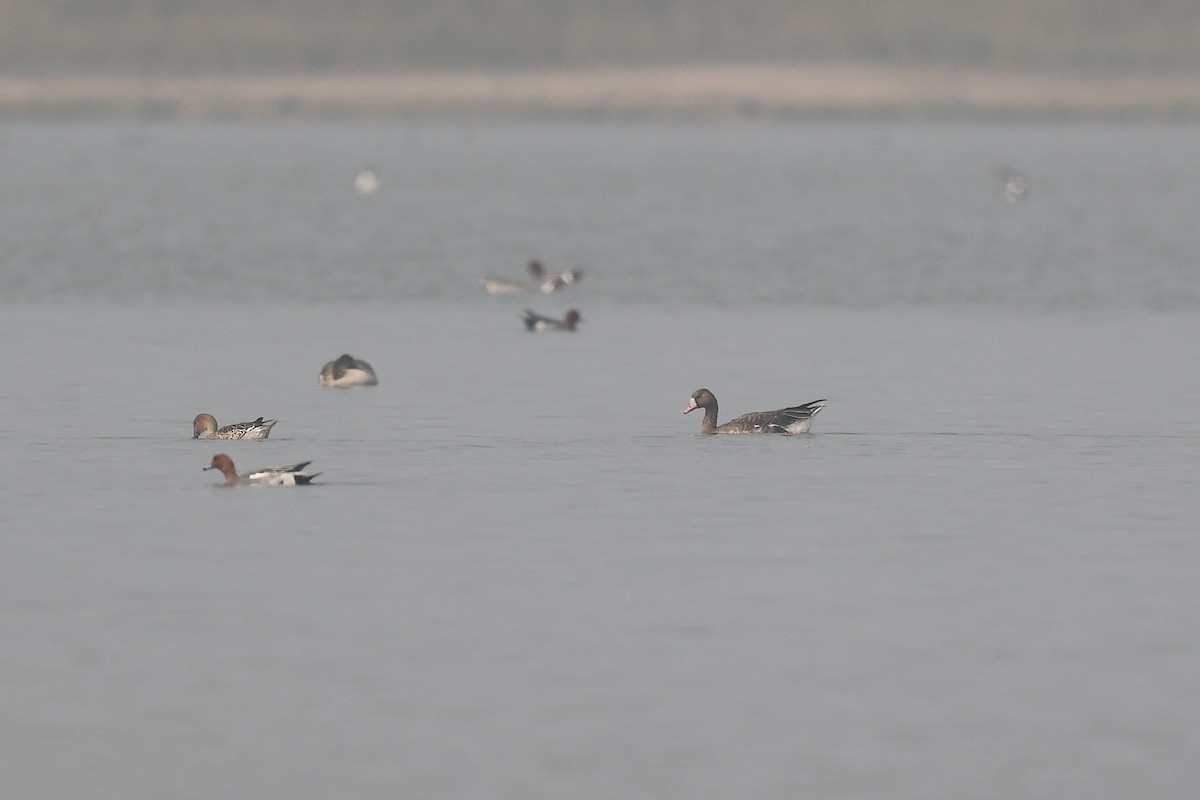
<box><xmin>683</xmin><ymin>388</ymin><xmax>826</xmax><ymax>434</ymax></box>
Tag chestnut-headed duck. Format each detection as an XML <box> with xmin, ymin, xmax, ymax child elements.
<box><xmin>318</xmin><ymin>354</ymin><xmax>378</xmax><ymax>387</ymax></box>
<box><xmin>204</xmin><ymin>453</ymin><xmax>321</xmax><ymax>486</ymax></box>
<box><xmin>684</xmin><ymin>389</ymin><xmax>826</xmax><ymax>435</ymax></box>
<box><xmin>193</xmin><ymin>413</ymin><xmax>277</xmax><ymax>440</ymax></box>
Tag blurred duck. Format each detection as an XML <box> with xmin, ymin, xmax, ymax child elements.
<box><xmin>521</xmin><ymin>308</ymin><xmax>582</xmax><ymax>332</ymax></box>
<box><xmin>483</xmin><ymin>276</ymin><xmax>530</xmax><ymax>294</ymax></box>
<box><xmin>193</xmin><ymin>413</ymin><xmax>276</xmax><ymax>440</ymax></box>
<box><xmin>530</xmin><ymin>259</ymin><xmax>583</xmax><ymax>293</ymax></box>
<box><xmin>484</xmin><ymin>259</ymin><xmax>582</xmax><ymax>294</ymax></box>
<box><xmin>683</xmin><ymin>389</ymin><xmax>826</xmax><ymax>435</ymax></box>
<box><xmin>318</xmin><ymin>354</ymin><xmax>378</xmax><ymax>387</ymax></box>
<box><xmin>204</xmin><ymin>453</ymin><xmax>321</xmax><ymax>486</ymax></box>
<box><xmin>992</xmin><ymin>164</ymin><xmax>1029</xmax><ymax>202</ymax></box>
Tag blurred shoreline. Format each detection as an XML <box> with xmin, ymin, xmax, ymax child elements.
<box><xmin>5</xmin><ymin>64</ymin><xmax>1200</xmax><ymax>120</ymax></box>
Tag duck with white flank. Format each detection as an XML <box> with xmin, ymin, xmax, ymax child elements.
<box><xmin>205</xmin><ymin>454</ymin><xmax>321</xmax><ymax>486</ymax></box>
<box><xmin>683</xmin><ymin>389</ymin><xmax>826</xmax><ymax>435</ymax></box>
<box><xmin>318</xmin><ymin>354</ymin><xmax>378</xmax><ymax>387</ymax></box>
<box><xmin>193</xmin><ymin>413</ymin><xmax>277</xmax><ymax>440</ymax></box>
<box><xmin>521</xmin><ymin>309</ymin><xmax>582</xmax><ymax>332</ymax></box>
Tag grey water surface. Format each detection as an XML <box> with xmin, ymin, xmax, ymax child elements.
<box><xmin>1</xmin><ymin>121</ymin><xmax>1197</xmax><ymax>799</ymax></box>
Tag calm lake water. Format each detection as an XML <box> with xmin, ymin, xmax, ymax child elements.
<box><xmin>2</xmin><ymin>121</ymin><xmax>1198</xmax><ymax>799</ymax></box>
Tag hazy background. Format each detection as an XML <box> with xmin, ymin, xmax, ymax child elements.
<box><xmin>3</xmin><ymin>0</ymin><xmax>1199</xmax><ymax>75</ymax></box>
<box><xmin>4</xmin><ymin>4</ymin><xmax>1199</xmax><ymax>798</ymax></box>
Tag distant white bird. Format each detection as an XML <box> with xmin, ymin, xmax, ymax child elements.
<box><xmin>354</xmin><ymin>169</ymin><xmax>380</xmax><ymax>194</ymax></box>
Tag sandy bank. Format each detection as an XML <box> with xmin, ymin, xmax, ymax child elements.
<box><xmin>4</xmin><ymin>65</ymin><xmax>1200</xmax><ymax>119</ymax></box>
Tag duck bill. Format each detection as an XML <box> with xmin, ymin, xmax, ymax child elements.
<box><xmin>683</xmin><ymin>398</ymin><xmax>698</xmax><ymax>414</ymax></box>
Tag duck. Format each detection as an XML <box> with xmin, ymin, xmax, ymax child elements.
<box><xmin>192</xmin><ymin>413</ymin><xmax>277</xmax><ymax>440</ymax></box>
<box><xmin>483</xmin><ymin>277</ymin><xmax>530</xmax><ymax>294</ymax></box>
<box><xmin>484</xmin><ymin>259</ymin><xmax>583</xmax><ymax>294</ymax></box>
<box><xmin>683</xmin><ymin>389</ymin><xmax>826</xmax><ymax>434</ymax></box>
<box><xmin>531</xmin><ymin>259</ymin><xmax>583</xmax><ymax>293</ymax></box>
<box><xmin>521</xmin><ymin>308</ymin><xmax>582</xmax><ymax>332</ymax></box>
<box><xmin>318</xmin><ymin>354</ymin><xmax>378</xmax><ymax>387</ymax></box>
<box><xmin>204</xmin><ymin>453</ymin><xmax>321</xmax><ymax>486</ymax></box>
<box><xmin>992</xmin><ymin>164</ymin><xmax>1029</xmax><ymax>202</ymax></box>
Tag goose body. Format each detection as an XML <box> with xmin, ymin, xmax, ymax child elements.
<box><xmin>684</xmin><ymin>389</ymin><xmax>826</xmax><ymax>434</ymax></box>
